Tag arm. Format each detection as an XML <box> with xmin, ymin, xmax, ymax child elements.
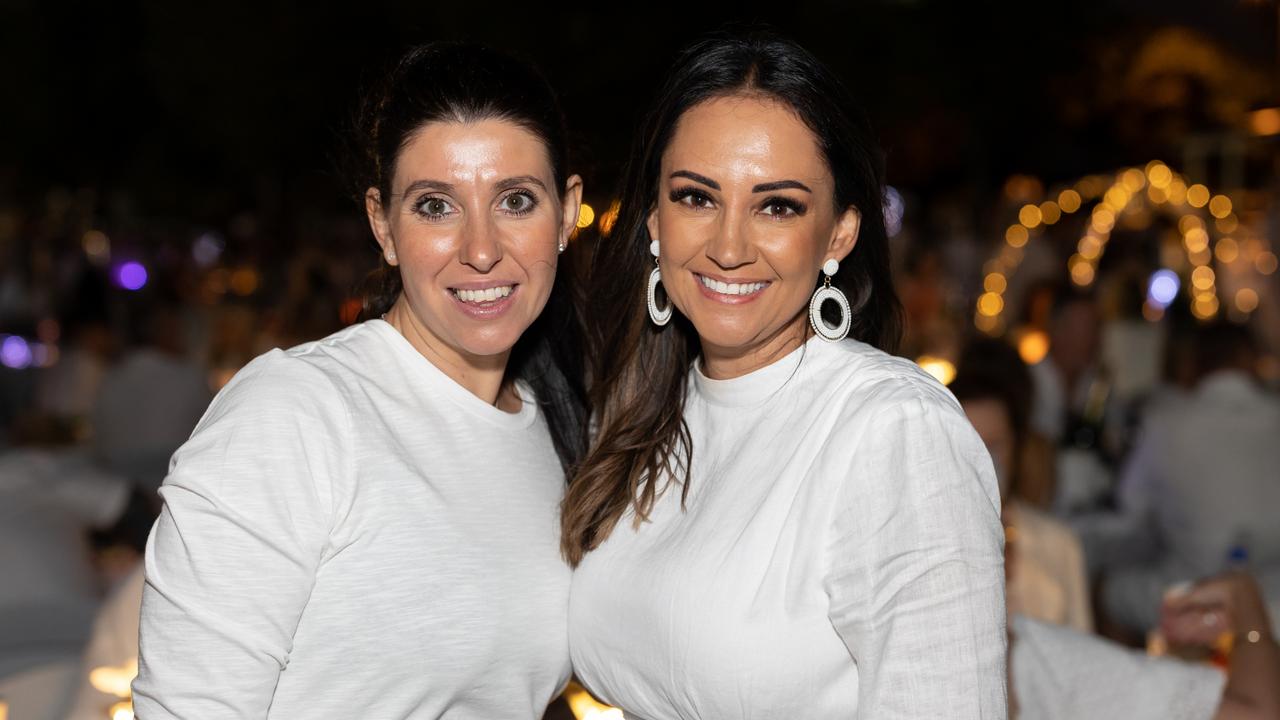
<box><xmin>824</xmin><ymin>392</ymin><xmax>1007</xmax><ymax>718</ymax></box>
<box><xmin>131</xmin><ymin>354</ymin><xmax>351</xmax><ymax>718</ymax></box>
<box><xmin>1161</xmin><ymin>573</ymin><xmax>1280</xmax><ymax>720</ymax></box>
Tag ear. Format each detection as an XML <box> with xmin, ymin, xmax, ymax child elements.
<box><xmin>559</xmin><ymin>174</ymin><xmax>584</xmax><ymax>244</ymax></box>
<box><xmin>825</xmin><ymin>206</ymin><xmax>861</xmax><ymax>265</ymax></box>
<box><xmin>646</xmin><ymin>206</ymin><xmax>660</xmax><ymax>248</ymax></box>
<box><xmin>365</xmin><ymin>188</ymin><xmax>398</xmax><ymax>266</ymax></box>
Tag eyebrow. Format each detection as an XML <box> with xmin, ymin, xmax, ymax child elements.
<box><xmin>399</xmin><ymin>175</ymin><xmax>548</xmax><ymax>197</ymax></box>
<box><xmin>669</xmin><ymin>170</ymin><xmax>812</xmax><ymax>195</ymax></box>
<box><xmin>670</xmin><ymin>170</ymin><xmax>720</xmax><ymax>191</ymax></box>
<box><xmin>752</xmin><ymin>179</ymin><xmax>812</xmax><ymax>194</ymax></box>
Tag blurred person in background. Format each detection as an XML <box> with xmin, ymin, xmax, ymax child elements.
<box><xmin>1101</xmin><ymin>321</ymin><xmax>1280</xmax><ymax>635</ymax></box>
<box><xmin>1030</xmin><ymin>288</ymin><xmax>1118</xmax><ymax>514</ymax></box>
<box><xmin>92</xmin><ymin>294</ymin><xmax>211</xmax><ymax>496</ymax></box>
<box><xmin>0</xmin><ymin>416</ymin><xmax>129</xmax><ymax>720</ymax></box>
<box><xmin>953</xmin><ymin>338</ymin><xmax>1092</xmax><ymax>632</ymax></box>
<box><xmin>1011</xmin><ymin>571</ymin><xmax>1280</xmax><ymax>719</ymax></box>
<box><xmin>133</xmin><ymin>42</ymin><xmax>587</xmax><ymax>719</ymax></box>
<box><xmin>35</xmin><ymin>273</ymin><xmax>114</xmax><ymax>426</ymax></box>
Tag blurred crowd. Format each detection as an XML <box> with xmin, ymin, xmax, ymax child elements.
<box><xmin>0</xmin><ymin>174</ymin><xmax>1278</xmax><ymax>718</ymax></box>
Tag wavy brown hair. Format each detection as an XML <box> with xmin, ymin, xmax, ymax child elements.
<box><xmin>561</xmin><ymin>32</ymin><xmax>902</xmax><ymax>566</ymax></box>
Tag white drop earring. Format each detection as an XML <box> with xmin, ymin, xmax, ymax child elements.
<box><xmin>386</xmin><ymin>249</ymin><xmax>397</xmax><ymax>264</ymax></box>
<box><xmin>646</xmin><ymin>239</ymin><xmax>672</xmax><ymax>326</ymax></box>
<box><xmin>809</xmin><ymin>258</ymin><xmax>851</xmax><ymax>341</ymax></box>
<box><xmin>558</xmin><ymin>240</ymin><xmax>566</xmax><ymax>254</ymax></box>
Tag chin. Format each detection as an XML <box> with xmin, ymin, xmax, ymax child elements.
<box><xmin>454</xmin><ymin>326</ymin><xmax>527</xmax><ymax>358</ymax></box>
<box><xmin>687</xmin><ymin>316</ymin><xmax>769</xmax><ymax>355</ymax></box>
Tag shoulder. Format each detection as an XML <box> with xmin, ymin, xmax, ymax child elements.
<box><xmin>817</xmin><ymin>338</ymin><xmax>965</xmax><ymax>426</ymax></box>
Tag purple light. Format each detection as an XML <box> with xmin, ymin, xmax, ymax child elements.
<box><xmin>884</xmin><ymin>186</ymin><xmax>905</xmax><ymax>237</ymax></box>
<box><xmin>1</xmin><ymin>336</ymin><xmax>32</xmax><ymax>369</ymax></box>
<box><xmin>115</xmin><ymin>261</ymin><xmax>148</xmax><ymax>291</ymax></box>
<box><xmin>1147</xmin><ymin>269</ymin><xmax>1180</xmax><ymax>308</ymax></box>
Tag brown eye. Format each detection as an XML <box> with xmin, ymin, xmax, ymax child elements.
<box><xmin>670</xmin><ymin>187</ymin><xmax>714</xmax><ymax>210</ymax></box>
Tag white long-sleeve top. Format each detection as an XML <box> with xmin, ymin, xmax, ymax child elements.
<box><xmin>133</xmin><ymin>319</ymin><xmax>572</xmax><ymax>719</ymax></box>
<box><xmin>569</xmin><ymin>336</ymin><xmax>1007</xmax><ymax>719</ymax></box>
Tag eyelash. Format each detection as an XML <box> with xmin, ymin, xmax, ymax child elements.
<box><xmin>670</xmin><ymin>187</ymin><xmax>714</xmax><ymax>209</ymax></box>
<box><xmin>411</xmin><ymin>190</ymin><xmax>540</xmax><ymax>220</ymax></box>
<box><xmin>760</xmin><ymin>196</ymin><xmax>807</xmax><ymax>218</ymax></box>
<box><xmin>668</xmin><ymin>187</ymin><xmax>807</xmax><ymax>218</ymax></box>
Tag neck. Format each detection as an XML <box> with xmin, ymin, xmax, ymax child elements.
<box><xmin>699</xmin><ymin>313</ymin><xmax>811</xmax><ymax>380</ymax></box>
<box><xmin>384</xmin><ymin>300</ymin><xmax>512</xmax><ymax>407</ymax></box>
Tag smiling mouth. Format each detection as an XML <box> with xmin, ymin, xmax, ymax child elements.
<box><xmin>695</xmin><ymin>273</ymin><xmax>770</xmax><ymax>297</ymax></box>
<box><xmin>450</xmin><ymin>284</ymin><xmax>516</xmax><ymax>304</ymax></box>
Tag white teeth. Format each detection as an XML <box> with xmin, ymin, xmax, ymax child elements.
<box><xmin>454</xmin><ymin>285</ymin><xmax>513</xmax><ymax>303</ymax></box>
<box><xmin>699</xmin><ymin>275</ymin><xmax>767</xmax><ymax>296</ymax></box>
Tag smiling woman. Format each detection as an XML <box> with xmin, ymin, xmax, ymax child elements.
<box><xmin>132</xmin><ymin>43</ymin><xmax>588</xmax><ymax>719</ymax></box>
<box><xmin>565</xmin><ymin>31</ymin><xmax>1006</xmax><ymax>720</ymax></box>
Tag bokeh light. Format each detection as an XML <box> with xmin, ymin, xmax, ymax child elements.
<box><xmin>114</xmin><ymin>261</ymin><xmax>148</xmax><ymax>291</ymax></box>
<box><xmin>1147</xmin><ymin>269</ymin><xmax>1180</xmax><ymax>308</ymax></box>
<box><xmin>576</xmin><ymin>203</ymin><xmax>595</xmax><ymax>229</ymax></box>
<box><xmin>0</xmin><ymin>336</ymin><xmax>33</xmax><ymax>370</ymax></box>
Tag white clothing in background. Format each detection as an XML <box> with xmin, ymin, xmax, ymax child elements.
<box><xmin>92</xmin><ymin>347</ymin><xmax>210</xmax><ymax>489</ymax></box>
<box><xmin>1011</xmin><ymin>614</ymin><xmax>1223</xmax><ymax>720</ymax></box>
<box><xmin>65</xmin><ymin>564</ymin><xmax>144</xmax><ymax>720</ymax></box>
<box><xmin>134</xmin><ymin>320</ymin><xmax>572</xmax><ymax>719</ymax></box>
<box><xmin>1106</xmin><ymin>370</ymin><xmax>1280</xmax><ymax>631</ymax></box>
<box><xmin>570</xmin><ymin>337</ymin><xmax>1007</xmax><ymax>719</ymax></box>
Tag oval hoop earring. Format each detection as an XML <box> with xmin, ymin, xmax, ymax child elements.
<box><xmin>647</xmin><ymin>239</ymin><xmax>672</xmax><ymax>327</ymax></box>
<box><xmin>809</xmin><ymin>258</ymin><xmax>850</xmax><ymax>342</ymax></box>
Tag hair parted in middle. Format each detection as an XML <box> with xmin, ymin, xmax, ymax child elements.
<box><xmin>561</xmin><ymin>30</ymin><xmax>902</xmax><ymax>566</ymax></box>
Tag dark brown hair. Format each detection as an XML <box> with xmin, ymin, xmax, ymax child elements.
<box><xmin>350</xmin><ymin>42</ymin><xmax>587</xmax><ymax>471</ymax></box>
<box><xmin>561</xmin><ymin>31</ymin><xmax>902</xmax><ymax>566</ymax></box>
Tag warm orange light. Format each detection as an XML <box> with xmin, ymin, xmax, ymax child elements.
<box><xmin>1258</xmin><ymin>251</ymin><xmax>1279</xmax><ymax>275</ymax></box>
<box><xmin>1186</xmin><ymin>184</ymin><xmax>1211</xmax><ymax>208</ymax></box>
<box><xmin>1058</xmin><ymin>189</ymin><xmax>1082</xmax><ymax>213</ymax></box>
<box><xmin>1167</xmin><ymin>179</ymin><xmax>1188</xmax><ymax>205</ymax></box>
<box><xmin>90</xmin><ymin>659</ymin><xmax>138</xmax><ymax>698</ymax></box>
<box><xmin>576</xmin><ymin>203</ymin><xmax>596</xmax><ymax>229</ymax></box>
<box><xmin>1147</xmin><ymin>185</ymin><xmax>1169</xmax><ymax>204</ymax></box>
<box><xmin>564</xmin><ymin>682</ymin><xmax>624</xmax><ymax>720</ymax></box>
<box><xmin>978</xmin><ymin>292</ymin><xmax>1005</xmax><ymax>317</ymax></box>
<box><xmin>1103</xmin><ymin>186</ymin><xmax>1130</xmax><ymax>210</ymax></box>
<box><xmin>1005</xmin><ymin>225</ymin><xmax>1029</xmax><ymax>248</ymax></box>
<box><xmin>917</xmin><ymin>355</ymin><xmax>957</xmax><ymax>386</ymax></box>
<box><xmin>1019</xmin><ymin>204</ymin><xmax>1043</xmax><ymax>228</ymax></box>
<box><xmin>1207</xmin><ymin>195</ymin><xmax>1232</xmax><ymax>220</ymax></box>
<box><xmin>1216</xmin><ymin>214</ymin><xmax>1239</xmax><ymax>234</ymax></box>
<box><xmin>1038</xmin><ymin>200</ymin><xmax>1061</xmax><ymax>225</ymax></box>
<box><xmin>975</xmin><ymin>312</ymin><xmax>1000</xmax><ymax>334</ymax></box>
<box><xmin>1236</xmin><ymin>288</ymin><xmax>1260</xmax><ymax>313</ymax></box>
<box><xmin>1017</xmin><ymin>330</ymin><xmax>1050</xmax><ymax>365</ymax></box>
<box><xmin>1070</xmin><ymin>262</ymin><xmax>1096</xmax><ymax>286</ymax></box>
<box><xmin>1145</xmin><ymin>161</ymin><xmax>1173</xmax><ymax>188</ymax></box>
<box><xmin>1191</xmin><ymin>265</ymin><xmax>1215</xmax><ymax>290</ymax></box>
<box><xmin>1192</xmin><ymin>295</ymin><xmax>1220</xmax><ymax>319</ymax></box>
<box><xmin>984</xmin><ymin>273</ymin><xmax>1008</xmax><ymax>293</ymax></box>
<box><xmin>1183</xmin><ymin>228</ymin><xmax>1209</xmax><ymax>253</ymax></box>
<box><xmin>229</xmin><ymin>268</ymin><xmax>260</xmax><ymax>296</ymax></box>
<box><xmin>1249</xmin><ymin>107</ymin><xmax>1280</xmax><ymax>136</ymax></box>
<box><xmin>1215</xmin><ymin>237</ymin><xmax>1240</xmax><ymax>264</ymax></box>
<box><xmin>110</xmin><ymin>702</ymin><xmax>134</xmax><ymax>720</ymax></box>
<box><xmin>1121</xmin><ymin>168</ymin><xmax>1146</xmax><ymax>192</ymax></box>
<box><xmin>1178</xmin><ymin>215</ymin><xmax>1204</xmax><ymax>234</ymax></box>
<box><xmin>1091</xmin><ymin>207</ymin><xmax>1116</xmax><ymax>233</ymax></box>
<box><xmin>598</xmin><ymin>200</ymin><xmax>621</xmax><ymax>236</ymax></box>
<box><xmin>1079</xmin><ymin>236</ymin><xmax>1103</xmax><ymax>260</ymax></box>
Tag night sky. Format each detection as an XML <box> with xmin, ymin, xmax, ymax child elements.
<box><xmin>2</xmin><ymin>0</ymin><xmax>1274</xmax><ymax>222</ymax></box>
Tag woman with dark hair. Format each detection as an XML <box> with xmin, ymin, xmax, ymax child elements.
<box><xmin>564</xmin><ymin>33</ymin><xmax>1006</xmax><ymax>717</ymax></box>
<box><xmin>134</xmin><ymin>43</ymin><xmax>586</xmax><ymax>718</ymax></box>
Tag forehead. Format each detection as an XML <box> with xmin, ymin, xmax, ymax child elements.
<box><xmin>393</xmin><ymin>118</ymin><xmax>553</xmax><ymax>188</ymax></box>
<box><xmin>663</xmin><ymin>94</ymin><xmax>828</xmax><ymax>186</ymax></box>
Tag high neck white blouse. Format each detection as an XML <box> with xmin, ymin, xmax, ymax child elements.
<box><xmin>568</xmin><ymin>337</ymin><xmax>1007</xmax><ymax>719</ymax></box>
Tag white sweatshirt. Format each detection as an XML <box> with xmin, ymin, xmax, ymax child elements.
<box><xmin>133</xmin><ymin>320</ymin><xmax>572</xmax><ymax>719</ymax></box>
<box><xmin>569</xmin><ymin>336</ymin><xmax>1007</xmax><ymax>719</ymax></box>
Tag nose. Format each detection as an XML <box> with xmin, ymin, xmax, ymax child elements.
<box><xmin>458</xmin><ymin>214</ymin><xmax>503</xmax><ymax>273</ymax></box>
<box><xmin>705</xmin><ymin>207</ymin><xmax>754</xmax><ymax>270</ymax></box>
